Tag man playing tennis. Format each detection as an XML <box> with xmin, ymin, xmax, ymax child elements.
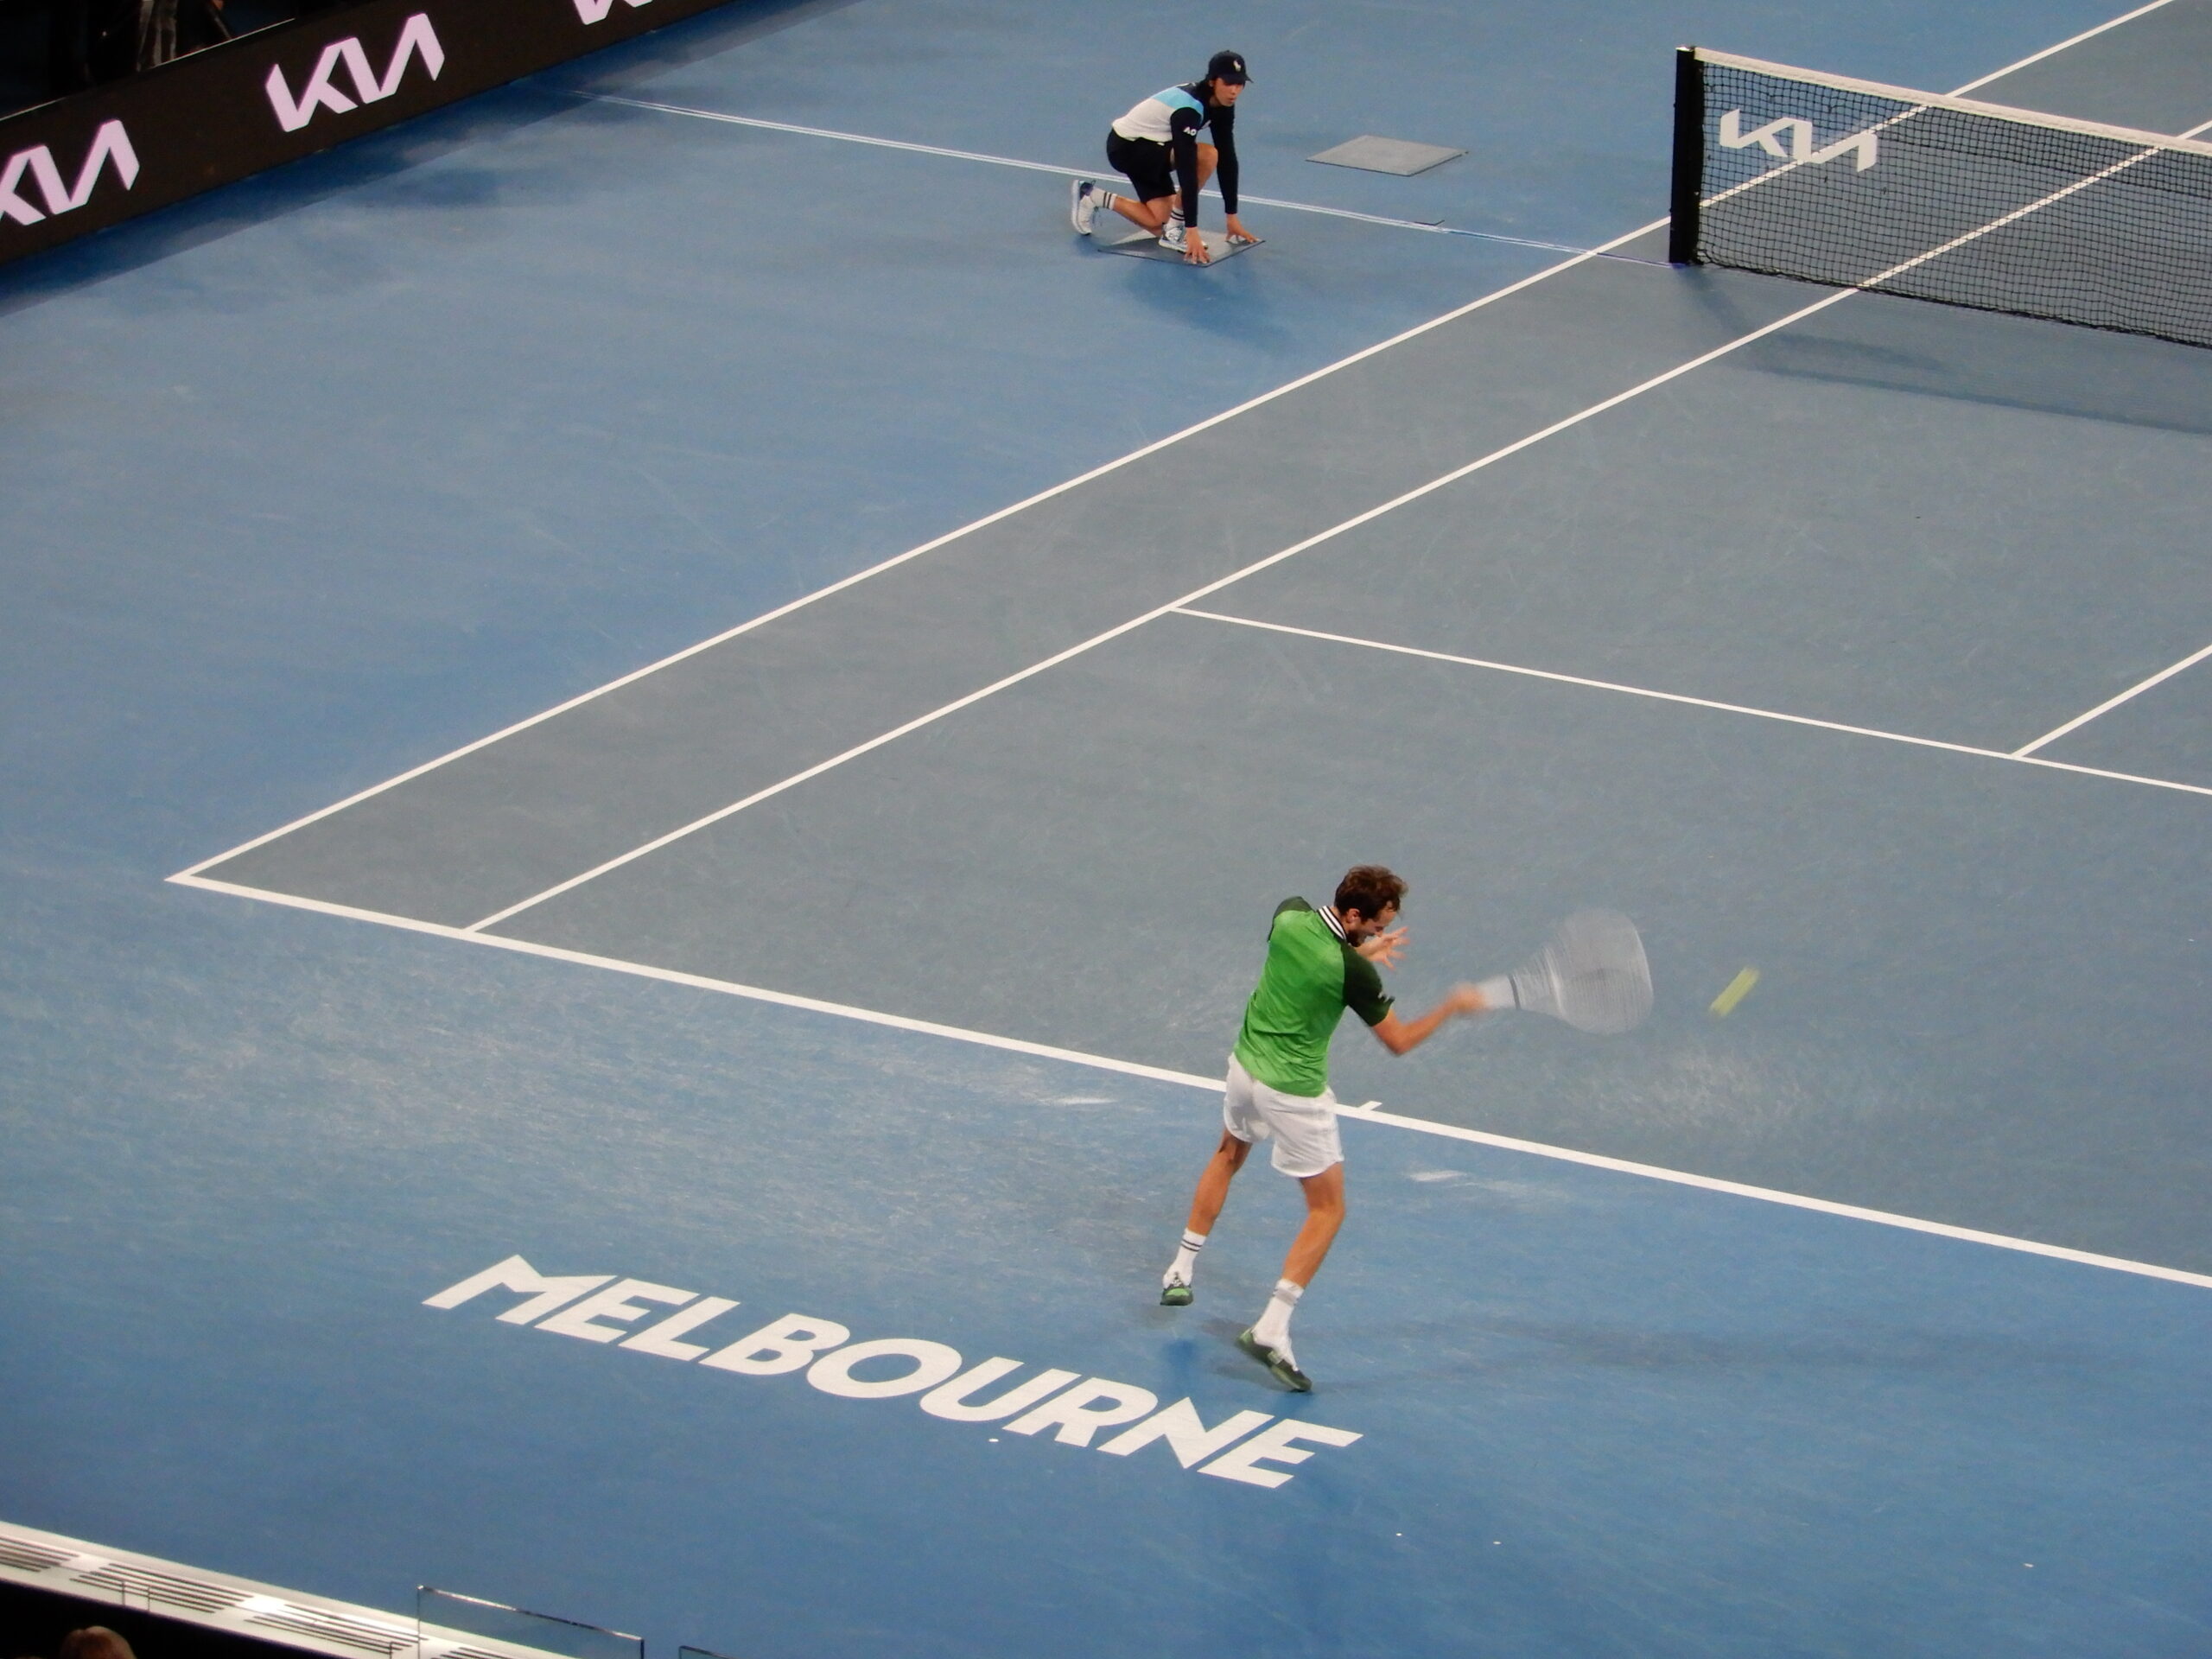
<box><xmin>1161</xmin><ymin>866</ymin><xmax>1492</xmax><ymax>1391</ymax></box>
<box><xmin>1071</xmin><ymin>50</ymin><xmax>1258</xmax><ymax>264</ymax></box>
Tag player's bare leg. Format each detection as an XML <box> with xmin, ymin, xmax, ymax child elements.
<box><xmin>1281</xmin><ymin>1162</ymin><xmax>1345</xmax><ymax>1286</ymax></box>
<box><xmin>1238</xmin><ymin>1163</ymin><xmax>1341</xmax><ymax>1392</ymax></box>
<box><xmin>1161</xmin><ymin>1128</ymin><xmax>1249</xmax><ymax>1305</ymax></box>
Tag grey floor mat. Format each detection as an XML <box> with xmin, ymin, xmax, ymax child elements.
<box><xmin>1094</xmin><ymin>224</ymin><xmax>1255</xmax><ymax>264</ymax></box>
<box><xmin>1308</xmin><ymin>135</ymin><xmax>1466</xmax><ymax>175</ymax></box>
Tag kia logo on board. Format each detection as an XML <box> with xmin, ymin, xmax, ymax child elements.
<box><xmin>265</xmin><ymin>13</ymin><xmax>445</xmax><ymax>132</ymax></box>
<box><xmin>571</xmin><ymin>0</ymin><xmax>651</xmax><ymax>23</ymax></box>
<box><xmin>0</xmin><ymin>120</ymin><xmax>140</xmax><ymax>227</ymax></box>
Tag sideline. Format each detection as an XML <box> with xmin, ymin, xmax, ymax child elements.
<box><xmin>575</xmin><ymin>92</ymin><xmax>1673</xmax><ymax>264</ymax></box>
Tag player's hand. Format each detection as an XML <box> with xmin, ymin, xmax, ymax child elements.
<box><xmin>1184</xmin><ymin>228</ymin><xmax>1211</xmax><ymax>264</ymax></box>
<box><xmin>1357</xmin><ymin>925</ymin><xmax>1408</xmax><ymax>968</ymax></box>
<box><xmin>1448</xmin><ymin>982</ymin><xmax>1489</xmax><ymax>1015</ymax></box>
<box><xmin>1225</xmin><ymin>214</ymin><xmax>1257</xmax><ymax>245</ymax></box>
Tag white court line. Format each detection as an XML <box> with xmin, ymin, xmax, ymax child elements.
<box><xmin>174</xmin><ymin>874</ymin><xmax>1240</xmax><ymax>1089</ymax></box>
<box><xmin>169</xmin><ymin>870</ymin><xmax>2212</xmax><ymax>1295</ymax></box>
<box><xmin>2013</xmin><ymin>638</ymin><xmax>2212</xmax><ymax>756</ymax></box>
<box><xmin>462</xmin><ymin>276</ymin><xmax>1882</xmax><ymax>932</ymax></box>
<box><xmin>174</xmin><ymin>215</ymin><xmax>1667</xmax><ymax>884</ymax></box>
<box><xmin>1173</xmin><ymin>608</ymin><xmax>2212</xmax><ymax>802</ymax></box>
<box><xmin>1949</xmin><ymin>0</ymin><xmax>2186</xmax><ymax>93</ymax></box>
<box><xmin>578</xmin><ymin>92</ymin><xmax>1665</xmax><ymax>263</ymax></box>
<box><xmin>1352</xmin><ymin>1106</ymin><xmax>2212</xmax><ymax>1292</ymax></box>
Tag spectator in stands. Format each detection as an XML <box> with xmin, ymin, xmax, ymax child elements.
<box><xmin>58</xmin><ymin>1630</ymin><xmax>136</xmax><ymax>1659</ymax></box>
<box><xmin>48</xmin><ymin>0</ymin><xmax>228</xmax><ymax>92</ymax></box>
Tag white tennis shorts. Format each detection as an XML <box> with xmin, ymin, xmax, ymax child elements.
<box><xmin>1223</xmin><ymin>1056</ymin><xmax>1344</xmax><ymax>1179</ymax></box>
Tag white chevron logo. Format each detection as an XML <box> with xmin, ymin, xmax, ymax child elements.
<box><xmin>0</xmin><ymin>120</ymin><xmax>140</xmax><ymax>228</ymax></box>
<box><xmin>571</xmin><ymin>0</ymin><xmax>653</xmax><ymax>22</ymax></box>
<box><xmin>264</xmin><ymin>13</ymin><xmax>445</xmax><ymax>133</ymax></box>
<box><xmin>1719</xmin><ymin>109</ymin><xmax>1880</xmax><ymax>171</ymax></box>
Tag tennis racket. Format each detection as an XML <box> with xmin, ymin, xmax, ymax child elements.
<box><xmin>1479</xmin><ymin>910</ymin><xmax>1652</xmax><ymax>1034</ymax></box>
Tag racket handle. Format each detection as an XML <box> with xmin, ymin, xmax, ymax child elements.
<box><xmin>1475</xmin><ymin>976</ymin><xmax>1516</xmax><ymax>1012</ymax></box>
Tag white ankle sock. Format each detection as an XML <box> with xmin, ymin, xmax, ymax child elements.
<box><xmin>1165</xmin><ymin>1228</ymin><xmax>1206</xmax><ymax>1287</ymax></box>
<box><xmin>1251</xmin><ymin>1278</ymin><xmax>1302</xmax><ymax>1350</ymax></box>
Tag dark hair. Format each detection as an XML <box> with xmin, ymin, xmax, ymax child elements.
<box><xmin>1335</xmin><ymin>865</ymin><xmax>1406</xmax><ymax>921</ymax></box>
<box><xmin>59</xmin><ymin>1631</ymin><xmax>136</xmax><ymax>1659</ymax></box>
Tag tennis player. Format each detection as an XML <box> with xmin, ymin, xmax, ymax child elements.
<box><xmin>1070</xmin><ymin>50</ymin><xmax>1257</xmax><ymax>264</ymax></box>
<box><xmin>1161</xmin><ymin>866</ymin><xmax>1492</xmax><ymax>1391</ymax></box>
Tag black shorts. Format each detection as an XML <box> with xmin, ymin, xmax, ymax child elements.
<box><xmin>1105</xmin><ymin>130</ymin><xmax>1175</xmax><ymax>203</ymax></box>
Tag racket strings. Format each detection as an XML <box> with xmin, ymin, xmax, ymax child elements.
<box><xmin>1509</xmin><ymin>910</ymin><xmax>1653</xmax><ymax>1035</ymax></box>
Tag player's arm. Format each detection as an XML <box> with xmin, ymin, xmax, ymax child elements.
<box><xmin>1213</xmin><ymin>105</ymin><xmax>1251</xmax><ymax>243</ymax></box>
<box><xmin>1369</xmin><ymin>986</ymin><xmax>1490</xmax><ymax>1056</ymax></box>
<box><xmin>1170</xmin><ymin>107</ymin><xmax>1211</xmax><ymax>262</ymax></box>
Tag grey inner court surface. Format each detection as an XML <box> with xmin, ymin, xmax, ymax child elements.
<box><xmin>9</xmin><ymin>0</ymin><xmax>2212</xmax><ymax>1655</ymax></box>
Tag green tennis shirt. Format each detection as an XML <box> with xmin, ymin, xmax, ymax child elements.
<box><xmin>1231</xmin><ymin>898</ymin><xmax>1395</xmax><ymax>1097</ymax></box>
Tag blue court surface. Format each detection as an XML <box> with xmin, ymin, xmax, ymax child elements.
<box><xmin>4</xmin><ymin>1</ymin><xmax>2212</xmax><ymax>1656</ymax></box>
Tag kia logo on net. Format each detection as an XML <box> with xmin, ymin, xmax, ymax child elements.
<box><xmin>1719</xmin><ymin>109</ymin><xmax>1880</xmax><ymax>171</ymax></box>
<box><xmin>265</xmin><ymin>13</ymin><xmax>445</xmax><ymax>133</ymax></box>
<box><xmin>0</xmin><ymin>120</ymin><xmax>139</xmax><ymax>228</ymax></box>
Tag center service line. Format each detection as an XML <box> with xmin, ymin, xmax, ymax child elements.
<box><xmin>2012</xmin><ymin>636</ymin><xmax>2212</xmax><ymax>758</ymax></box>
<box><xmin>462</xmin><ymin>278</ymin><xmax>1872</xmax><ymax>933</ymax></box>
<box><xmin>168</xmin><ymin>870</ymin><xmax>2212</xmax><ymax>1297</ymax></box>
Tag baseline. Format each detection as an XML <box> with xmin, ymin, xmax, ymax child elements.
<box><xmin>169</xmin><ymin>871</ymin><xmax>2212</xmax><ymax>1296</ymax></box>
<box><xmin>1172</xmin><ymin>607</ymin><xmax>2212</xmax><ymax>803</ymax></box>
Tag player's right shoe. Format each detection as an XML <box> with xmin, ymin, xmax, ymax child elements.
<box><xmin>1071</xmin><ymin>178</ymin><xmax>1098</xmax><ymax>234</ymax></box>
<box><xmin>1160</xmin><ymin>1278</ymin><xmax>1193</xmax><ymax>1306</ymax></box>
<box><xmin>1237</xmin><ymin>1327</ymin><xmax>1313</xmax><ymax>1392</ymax></box>
<box><xmin>1158</xmin><ymin>218</ymin><xmax>1185</xmax><ymax>251</ymax></box>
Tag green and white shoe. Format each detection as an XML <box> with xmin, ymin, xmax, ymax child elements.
<box><xmin>1160</xmin><ymin>1279</ymin><xmax>1193</xmax><ymax>1306</ymax></box>
<box><xmin>1236</xmin><ymin>1327</ymin><xmax>1313</xmax><ymax>1392</ymax></box>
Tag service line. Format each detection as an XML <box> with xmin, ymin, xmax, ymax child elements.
<box><xmin>1173</xmin><ymin>608</ymin><xmax>2212</xmax><ymax>803</ymax></box>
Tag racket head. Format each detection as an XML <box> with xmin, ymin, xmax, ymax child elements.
<box><xmin>1515</xmin><ymin>909</ymin><xmax>1652</xmax><ymax>1034</ymax></box>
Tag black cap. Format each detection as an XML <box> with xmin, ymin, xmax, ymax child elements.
<box><xmin>1206</xmin><ymin>50</ymin><xmax>1249</xmax><ymax>85</ymax></box>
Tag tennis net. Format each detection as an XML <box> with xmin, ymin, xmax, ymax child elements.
<box><xmin>1669</xmin><ymin>47</ymin><xmax>2212</xmax><ymax>348</ymax></box>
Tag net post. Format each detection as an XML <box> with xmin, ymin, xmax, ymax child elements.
<box><xmin>1668</xmin><ymin>46</ymin><xmax>1705</xmax><ymax>264</ymax></box>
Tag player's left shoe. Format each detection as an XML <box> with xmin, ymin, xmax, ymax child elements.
<box><xmin>1160</xmin><ymin>1278</ymin><xmax>1193</xmax><ymax>1306</ymax></box>
<box><xmin>1237</xmin><ymin>1327</ymin><xmax>1313</xmax><ymax>1392</ymax></box>
<box><xmin>1070</xmin><ymin>178</ymin><xmax>1098</xmax><ymax>234</ymax></box>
